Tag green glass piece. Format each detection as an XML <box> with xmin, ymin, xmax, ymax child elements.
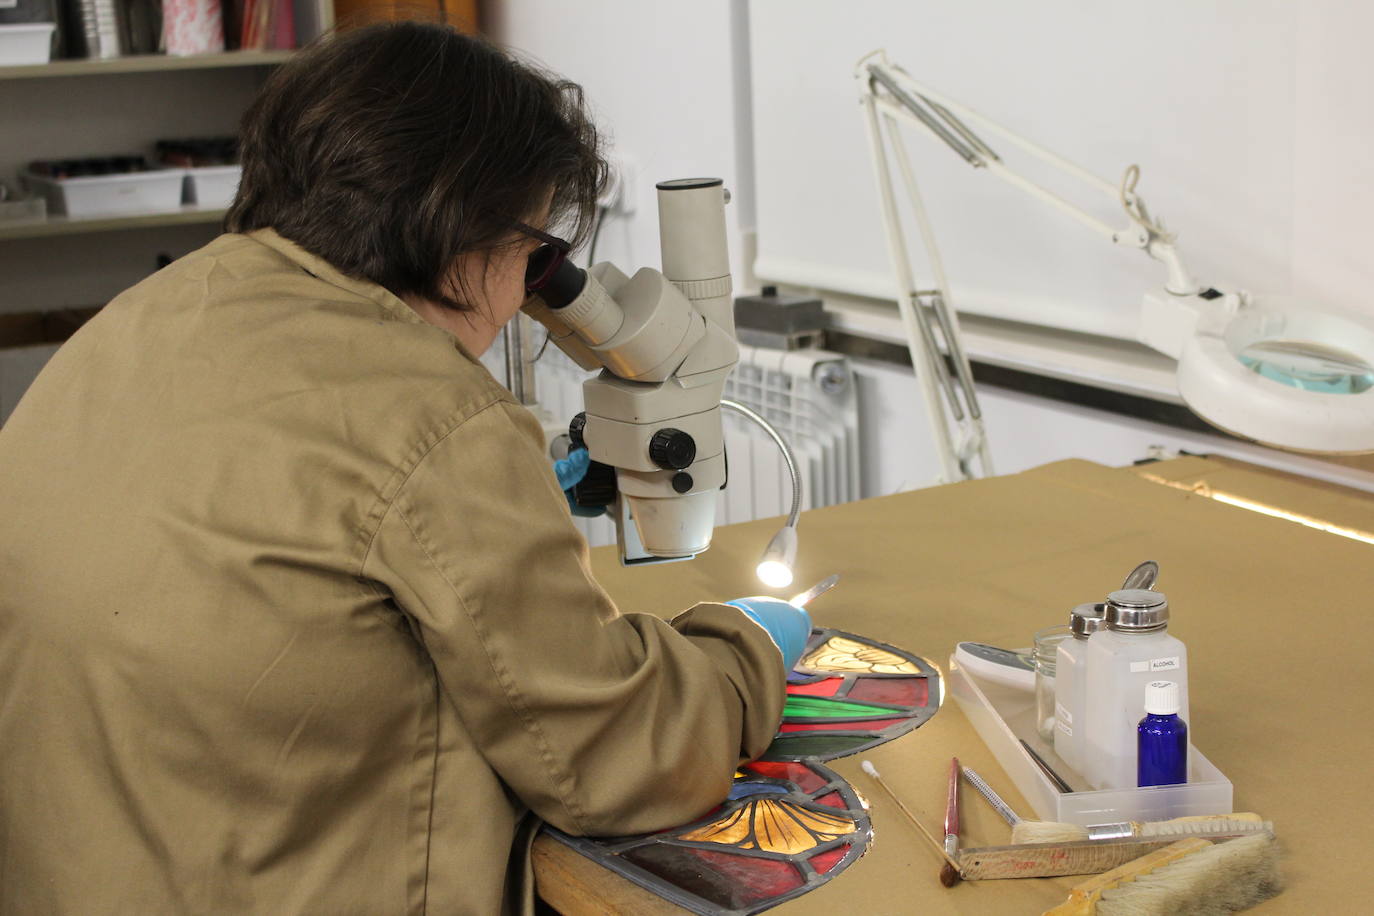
<box><xmin>762</xmin><ymin>734</ymin><xmax>871</xmax><ymax>759</ymax></box>
<box><xmin>783</xmin><ymin>695</ymin><xmax>895</xmax><ymax>719</ymax></box>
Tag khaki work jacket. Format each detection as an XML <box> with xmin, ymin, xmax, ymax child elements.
<box><xmin>0</xmin><ymin>230</ymin><xmax>785</xmax><ymax>914</ymax></box>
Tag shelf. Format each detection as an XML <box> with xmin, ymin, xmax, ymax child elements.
<box><xmin>0</xmin><ymin>50</ymin><xmax>293</xmax><ymax>81</ymax></box>
<box><xmin>0</xmin><ymin>206</ymin><xmax>226</xmax><ymax>240</ymax></box>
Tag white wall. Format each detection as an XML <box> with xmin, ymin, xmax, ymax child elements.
<box><xmin>852</xmin><ymin>359</ymin><xmax>1374</xmax><ymax>497</ymax></box>
<box><xmin>7</xmin><ymin>5</ymin><xmax>1369</xmax><ymax>499</ymax></box>
<box><xmin>485</xmin><ymin>0</ymin><xmax>752</xmax><ymax>280</ymax></box>
<box><xmin>748</xmin><ymin>1</ymin><xmax>1374</xmax><ymax>339</ymax></box>
<box><xmin>494</xmin><ymin>1</ymin><xmax>1374</xmax><ymax>498</ymax></box>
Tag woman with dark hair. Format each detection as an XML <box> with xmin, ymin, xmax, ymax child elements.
<box><xmin>0</xmin><ymin>22</ymin><xmax>805</xmax><ymax>914</ymax></box>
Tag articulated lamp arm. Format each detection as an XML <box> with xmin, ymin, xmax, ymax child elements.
<box><xmin>857</xmin><ymin>49</ymin><xmax>1374</xmax><ymax>456</ymax></box>
<box><xmin>860</xmin><ymin>52</ymin><xmax>1201</xmax><ymax>297</ymax></box>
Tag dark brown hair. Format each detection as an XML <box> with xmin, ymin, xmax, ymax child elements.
<box><xmin>226</xmin><ymin>21</ymin><xmax>606</xmax><ymax>311</ymax></box>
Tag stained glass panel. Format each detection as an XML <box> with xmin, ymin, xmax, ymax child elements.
<box><xmin>544</xmin><ymin>628</ymin><xmax>942</xmax><ymax>915</ymax></box>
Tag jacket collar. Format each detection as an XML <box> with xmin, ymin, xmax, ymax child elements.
<box><xmin>244</xmin><ymin>228</ymin><xmax>431</xmax><ymax>331</ymax></box>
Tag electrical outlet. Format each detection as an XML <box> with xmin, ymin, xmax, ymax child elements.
<box><xmin>599</xmin><ymin>154</ymin><xmax>636</xmax><ymax>215</ymax></box>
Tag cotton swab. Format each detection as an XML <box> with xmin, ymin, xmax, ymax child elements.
<box><xmin>861</xmin><ymin>759</ymin><xmax>962</xmax><ymax>885</ymax></box>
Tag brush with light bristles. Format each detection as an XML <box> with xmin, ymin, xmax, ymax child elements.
<box><xmin>1044</xmin><ymin>832</ymin><xmax>1282</xmax><ymax>915</ymax></box>
<box><xmin>961</xmin><ymin>765</ymin><xmax>1269</xmax><ymax>847</ymax></box>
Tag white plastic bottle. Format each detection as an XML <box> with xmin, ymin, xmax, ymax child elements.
<box><xmin>1082</xmin><ymin>589</ymin><xmax>1189</xmax><ymax>790</ymax></box>
<box><xmin>1053</xmin><ymin>602</ymin><xmax>1106</xmax><ymax>779</ymax></box>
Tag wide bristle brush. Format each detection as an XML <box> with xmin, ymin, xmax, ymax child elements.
<box><xmin>1044</xmin><ymin>832</ymin><xmax>1282</xmax><ymax>915</ymax></box>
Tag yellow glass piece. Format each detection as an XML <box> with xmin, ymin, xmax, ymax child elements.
<box><xmin>680</xmin><ymin>798</ymin><xmax>856</xmax><ymax>855</ymax></box>
<box><xmin>799</xmin><ymin>635</ymin><xmax>920</xmax><ymax>675</ymax></box>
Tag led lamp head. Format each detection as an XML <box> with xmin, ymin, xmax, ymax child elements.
<box><xmin>755</xmin><ymin>525</ymin><xmax>798</xmax><ymax>589</ymax></box>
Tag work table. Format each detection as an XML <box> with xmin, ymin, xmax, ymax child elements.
<box><xmin>535</xmin><ymin>456</ymin><xmax>1374</xmax><ymax>914</ymax></box>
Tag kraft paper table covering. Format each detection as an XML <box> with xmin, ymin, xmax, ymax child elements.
<box><xmin>536</xmin><ymin>457</ymin><xmax>1374</xmax><ymax>915</ymax></box>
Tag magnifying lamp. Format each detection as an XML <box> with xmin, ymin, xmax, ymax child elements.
<box><xmin>1174</xmin><ymin>302</ymin><xmax>1374</xmax><ymax>453</ymax></box>
<box><xmin>858</xmin><ymin>50</ymin><xmax>1374</xmax><ymax>456</ymax></box>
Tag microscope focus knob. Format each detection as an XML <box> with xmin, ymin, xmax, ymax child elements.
<box><xmin>568</xmin><ymin>412</ymin><xmax>588</xmax><ymax>450</ymax></box>
<box><xmin>649</xmin><ymin>428</ymin><xmax>696</xmax><ymax>470</ymax></box>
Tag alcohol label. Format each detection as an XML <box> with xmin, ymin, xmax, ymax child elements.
<box><xmin>1130</xmin><ymin>656</ymin><xmax>1180</xmax><ymax>673</ymax></box>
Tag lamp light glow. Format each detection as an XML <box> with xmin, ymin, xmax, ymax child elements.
<box><xmin>755</xmin><ymin>525</ymin><xmax>798</xmax><ymax>589</ymax></box>
<box><xmin>756</xmin><ymin>560</ymin><xmax>795</xmax><ymax>589</ymax></box>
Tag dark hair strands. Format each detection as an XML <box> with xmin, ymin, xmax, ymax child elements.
<box><xmin>225</xmin><ymin>17</ymin><xmax>608</xmax><ymax>313</ymax></box>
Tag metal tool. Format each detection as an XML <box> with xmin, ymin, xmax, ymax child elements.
<box><xmin>961</xmin><ymin>766</ymin><xmax>1021</xmax><ymax>826</ymax></box>
<box><xmin>789</xmin><ymin>574</ymin><xmax>839</xmax><ymax>608</ymax></box>
<box><xmin>1018</xmin><ymin>739</ymin><xmax>1075</xmax><ymax>793</ymax></box>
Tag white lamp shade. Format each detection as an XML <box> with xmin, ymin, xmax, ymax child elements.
<box><xmin>1179</xmin><ymin>306</ymin><xmax>1374</xmax><ymax>454</ymax></box>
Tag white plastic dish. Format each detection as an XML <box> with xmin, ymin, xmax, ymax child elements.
<box><xmin>23</xmin><ymin>169</ymin><xmax>185</xmax><ymax>217</ymax></box>
<box><xmin>0</xmin><ymin>24</ymin><xmax>55</xmax><ymax>66</ymax></box>
<box><xmin>183</xmin><ymin>164</ymin><xmax>242</xmax><ymax>207</ymax></box>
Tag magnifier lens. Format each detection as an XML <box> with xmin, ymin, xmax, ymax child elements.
<box><xmin>1236</xmin><ymin>339</ymin><xmax>1374</xmax><ymax>395</ymax></box>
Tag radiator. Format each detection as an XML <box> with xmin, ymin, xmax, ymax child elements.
<box><xmin>489</xmin><ymin>338</ymin><xmax>861</xmax><ymax>549</ymax></box>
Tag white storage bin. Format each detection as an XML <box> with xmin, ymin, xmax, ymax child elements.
<box><xmin>949</xmin><ymin>654</ymin><xmax>1232</xmax><ymax>826</ymax></box>
<box><xmin>0</xmin><ymin>24</ymin><xmax>55</xmax><ymax>66</ymax></box>
<box><xmin>0</xmin><ymin>195</ymin><xmax>46</xmax><ymax>223</ymax></box>
<box><xmin>183</xmin><ymin>164</ymin><xmax>242</xmax><ymax>208</ymax></box>
<box><xmin>23</xmin><ymin>169</ymin><xmax>185</xmax><ymax>217</ymax></box>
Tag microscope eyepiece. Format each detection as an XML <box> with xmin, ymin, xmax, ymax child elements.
<box><xmin>528</xmin><ymin>254</ymin><xmax>586</xmax><ymax>310</ymax></box>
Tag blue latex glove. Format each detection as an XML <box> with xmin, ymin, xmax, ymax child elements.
<box><xmin>725</xmin><ymin>597</ymin><xmax>813</xmax><ymax>673</ymax></box>
<box><xmin>553</xmin><ymin>447</ymin><xmax>606</xmax><ymax>518</ymax></box>
<box><xmin>554</xmin><ymin>447</ymin><xmax>591</xmax><ymax>490</ymax></box>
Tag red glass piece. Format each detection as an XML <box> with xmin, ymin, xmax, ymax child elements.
<box><xmin>621</xmin><ymin>845</ymin><xmax>804</xmax><ymax>909</ymax></box>
<box><xmin>813</xmin><ymin>791</ymin><xmax>847</xmax><ymax>809</ymax></box>
<box><xmin>785</xmin><ymin>677</ymin><xmax>845</xmax><ymax>698</ymax></box>
<box><xmin>846</xmin><ymin>677</ymin><xmax>928</xmax><ymax>707</ymax></box>
<box><xmin>778</xmin><ymin>718</ymin><xmax>910</xmax><ymax>733</ymax></box>
<box><xmin>743</xmin><ymin>760</ymin><xmax>828</xmax><ymax>794</ymax></box>
<box><xmin>808</xmin><ymin>843</ymin><xmax>851</xmax><ymax>874</ymax></box>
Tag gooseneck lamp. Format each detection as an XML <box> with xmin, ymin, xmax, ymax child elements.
<box><xmin>720</xmin><ymin>399</ymin><xmax>803</xmax><ymax>589</ymax></box>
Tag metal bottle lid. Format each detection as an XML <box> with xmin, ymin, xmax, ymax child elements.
<box><xmin>1070</xmin><ymin>602</ymin><xmax>1106</xmax><ymax>638</ymax></box>
<box><xmin>1105</xmin><ymin>589</ymin><xmax>1169</xmax><ymax>631</ymax></box>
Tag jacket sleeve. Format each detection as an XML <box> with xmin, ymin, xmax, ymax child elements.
<box><xmin>360</xmin><ymin>398</ymin><xmax>787</xmax><ymax>836</ymax></box>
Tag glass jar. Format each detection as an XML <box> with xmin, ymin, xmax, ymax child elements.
<box><xmin>1032</xmin><ymin>624</ymin><xmax>1074</xmax><ymax>743</ymax></box>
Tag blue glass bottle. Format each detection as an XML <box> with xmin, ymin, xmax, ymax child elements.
<box><xmin>1137</xmin><ymin>680</ymin><xmax>1188</xmax><ymax>787</ymax></box>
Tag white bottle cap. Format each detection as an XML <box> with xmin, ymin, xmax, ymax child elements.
<box><xmin>1144</xmin><ymin>680</ymin><xmax>1181</xmax><ymax>715</ymax></box>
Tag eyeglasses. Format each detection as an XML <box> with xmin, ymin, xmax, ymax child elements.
<box><xmin>514</xmin><ymin>220</ymin><xmax>573</xmax><ymax>293</ymax></box>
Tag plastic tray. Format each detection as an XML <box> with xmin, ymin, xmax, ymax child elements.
<box><xmin>183</xmin><ymin>164</ymin><xmax>241</xmax><ymax>207</ymax></box>
<box><xmin>949</xmin><ymin>654</ymin><xmax>1232</xmax><ymax>825</ymax></box>
<box><xmin>23</xmin><ymin>169</ymin><xmax>185</xmax><ymax>217</ymax></box>
<box><xmin>0</xmin><ymin>24</ymin><xmax>55</xmax><ymax>66</ymax></box>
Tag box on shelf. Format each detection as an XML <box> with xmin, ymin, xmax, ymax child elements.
<box><xmin>949</xmin><ymin>655</ymin><xmax>1232</xmax><ymax>825</ymax></box>
<box><xmin>0</xmin><ymin>24</ymin><xmax>55</xmax><ymax>65</ymax></box>
<box><xmin>22</xmin><ymin>169</ymin><xmax>185</xmax><ymax>218</ymax></box>
<box><xmin>183</xmin><ymin>164</ymin><xmax>242</xmax><ymax>208</ymax></box>
<box><xmin>0</xmin><ymin>195</ymin><xmax>46</xmax><ymax>224</ymax></box>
